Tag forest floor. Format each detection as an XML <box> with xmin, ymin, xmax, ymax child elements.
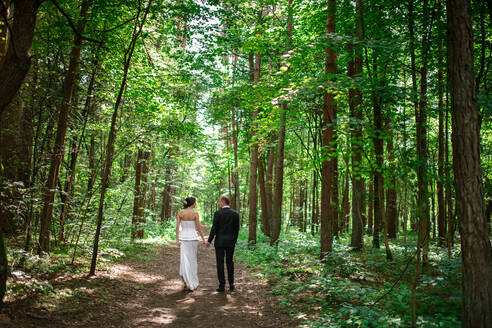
<box><xmin>2</xmin><ymin>226</ymin><xmax>295</xmax><ymax>328</ymax></box>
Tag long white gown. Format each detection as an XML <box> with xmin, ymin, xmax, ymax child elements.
<box><xmin>179</xmin><ymin>220</ymin><xmax>199</xmax><ymax>290</ymax></box>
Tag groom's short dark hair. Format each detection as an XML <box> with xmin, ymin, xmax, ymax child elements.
<box><xmin>220</xmin><ymin>195</ymin><xmax>230</xmax><ymax>205</ymax></box>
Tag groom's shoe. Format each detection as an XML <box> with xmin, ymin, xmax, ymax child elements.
<box><xmin>229</xmin><ymin>285</ymin><xmax>235</xmax><ymax>292</ymax></box>
<box><xmin>216</xmin><ymin>286</ymin><xmax>225</xmax><ymax>292</ymax></box>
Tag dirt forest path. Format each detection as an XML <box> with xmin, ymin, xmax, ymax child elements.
<box><xmin>13</xmin><ymin>226</ymin><xmax>295</xmax><ymax>328</ymax></box>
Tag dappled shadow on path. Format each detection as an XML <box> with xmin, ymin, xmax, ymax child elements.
<box><xmin>9</xmin><ymin>229</ymin><xmax>293</xmax><ymax>328</ymax></box>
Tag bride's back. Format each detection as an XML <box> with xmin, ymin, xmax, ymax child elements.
<box><xmin>179</xmin><ymin>210</ymin><xmax>198</xmax><ymax>241</ymax></box>
<box><xmin>179</xmin><ymin>208</ymin><xmax>197</xmax><ymax>221</ymax></box>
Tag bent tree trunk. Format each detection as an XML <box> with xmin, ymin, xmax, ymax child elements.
<box><xmin>446</xmin><ymin>0</ymin><xmax>492</xmax><ymax>326</ymax></box>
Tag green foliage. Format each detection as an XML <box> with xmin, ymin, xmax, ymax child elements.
<box><xmin>236</xmin><ymin>229</ymin><xmax>462</xmax><ymax>327</ymax></box>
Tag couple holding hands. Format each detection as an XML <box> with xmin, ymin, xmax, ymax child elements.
<box><xmin>175</xmin><ymin>195</ymin><xmax>239</xmax><ymax>293</ymax></box>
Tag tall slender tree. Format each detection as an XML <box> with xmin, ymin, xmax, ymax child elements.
<box><xmin>320</xmin><ymin>0</ymin><xmax>337</xmax><ymax>257</ymax></box>
<box><xmin>89</xmin><ymin>0</ymin><xmax>153</xmax><ymax>276</ymax></box>
<box><xmin>349</xmin><ymin>0</ymin><xmax>364</xmax><ymax>250</ymax></box>
<box><xmin>270</xmin><ymin>0</ymin><xmax>292</xmax><ymax>246</ymax></box>
<box><xmin>248</xmin><ymin>49</ymin><xmax>260</xmax><ymax>245</ymax></box>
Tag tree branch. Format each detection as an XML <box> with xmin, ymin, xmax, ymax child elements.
<box><xmin>49</xmin><ymin>0</ymin><xmax>102</xmax><ymax>45</ymax></box>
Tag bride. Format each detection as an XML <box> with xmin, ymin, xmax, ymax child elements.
<box><xmin>175</xmin><ymin>196</ymin><xmax>206</xmax><ymax>291</ymax></box>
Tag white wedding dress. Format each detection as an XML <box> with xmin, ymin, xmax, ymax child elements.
<box><xmin>179</xmin><ymin>220</ymin><xmax>199</xmax><ymax>290</ymax></box>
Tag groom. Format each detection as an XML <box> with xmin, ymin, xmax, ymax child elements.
<box><xmin>206</xmin><ymin>195</ymin><xmax>240</xmax><ymax>292</ymax></box>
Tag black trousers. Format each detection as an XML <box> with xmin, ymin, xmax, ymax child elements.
<box><xmin>215</xmin><ymin>246</ymin><xmax>235</xmax><ymax>287</ymax></box>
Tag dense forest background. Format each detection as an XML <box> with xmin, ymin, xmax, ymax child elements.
<box><xmin>0</xmin><ymin>0</ymin><xmax>491</xmax><ymax>327</ymax></box>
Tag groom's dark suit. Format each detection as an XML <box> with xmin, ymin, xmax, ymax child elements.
<box><xmin>207</xmin><ymin>206</ymin><xmax>240</xmax><ymax>289</ymax></box>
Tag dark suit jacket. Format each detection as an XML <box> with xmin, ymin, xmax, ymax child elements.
<box><xmin>208</xmin><ymin>207</ymin><xmax>240</xmax><ymax>248</ymax></box>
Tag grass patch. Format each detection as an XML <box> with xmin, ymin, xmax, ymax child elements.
<box><xmin>235</xmin><ymin>228</ymin><xmax>462</xmax><ymax>328</ymax></box>
<box><xmin>5</xmin><ymin>219</ymin><xmax>175</xmax><ymax>312</ymax></box>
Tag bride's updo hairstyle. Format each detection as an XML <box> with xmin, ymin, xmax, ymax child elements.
<box><xmin>183</xmin><ymin>196</ymin><xmax>196</xmax><ymax>209</ymax></box>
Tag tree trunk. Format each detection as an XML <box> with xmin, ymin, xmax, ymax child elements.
<box><xmin>437</xmin><ymin>38</ymin><xmax>446</xmax><ymax>246</ymax></box>
<box><xmin>347</xmin><ymin>27</ymin><xmax>364</xmax><ymax>243</ymax></box>
<box><xmin>132</xmin><ymin>149</ymin><xmax>144</xmax><ymax>239</ymax></box>
<box><xmin>446</xmin><ymin>0</ymin><xmax>492</xmax><ymax>325</ymax></box>
<box><xmin>270</xmin><ymin>105</ymin><xmax>286</xmax><ymax>245</ymax></box>
<box><xmin>320</xmin><ymin>0</ymin><xmax>337</xmax><ymax>258</ymax></box>
<box><xmin>87</xmin><ymin>133</ymin><xmax>96</xmax><ymax>192</ymax></box>
<box><xmin>137</xmin><ymin>150</ymin><xmax>150</xmax><ymax>238</ymax></box>
<box><xmin>248</xmin><ymin>50</ymin><xmax>260</xmax><ymax>246</ymax></box>
<box><xmin>265</xmin><ymin>147</ymin><xmax>274</xmax><ymax>235</ymax></box>
<box><xmin>89</xmin><ymin>0</ymin><xmax>152</xmax><ymax>276</ymax></box>
<box><xmin>258</xmin><ymin>156</ymin><xmax>270</xmax><ymax>236</ymax></box>
<box><xmin>57</xmin><ymin>47</ymin><xmax>101</xmax><ymax>245</ymax></box>
<box><xmin>386</xmin><ymin>123</ymin><xmax>397</xmax><ymax>239</ymax></box>
<box><xmin>372</xmin><ymin>58</ymin><xmax>382</xmax><ymax>250</ymax></box>
<box><xmin>340</xmin><ymin>167</ymin><xmax>349</xmax><ymax>233</ymax></box>
<box><xmin>0</xmin><ymin>2</ymin><xmax>8</xmax><ymax>65</ymax></box>
<box><xmin>270</xmin><ymin>0</ymin><xmax>292</xmax><ymax>246</ymax></box>
<box><xmin>0</xmin><ymin>0</ymin><xmax>41</xmax><ymax>115</ymax></box>
<box><xmin>299</xmin><ymin>177</ymin><xmax>307</xmax><ymax>232</ymax></box>
<box><xmin>415</xmin><ymin>0</ymin><xmax>433</xmax><ymax>268</ymax></box>
<box><xmin>0</xmin><ymin>230</ymin><xmax>7</xmax><ymax>306</ymax></box>
<box><xmin>368</xmin><ymin>182</ymin><xmax>373</xmax><ymax>234</ymax></box>
<box><xmin>446</xmin><ymin>97</ymin><xmax>454</xmax><ymax>258</ymax></box>
<box><xmin>161</xmin><ymin>165</ymin><xmax>172</xmax><ymax>221</ymax></box>
<box><xmin>38</xmin><ymin>0</ymin><xmax>90</xmax><ymax>254</ymax></box>
<box><xmin>231</xmin><ymin>52</ymin><xmax>240</xmax><ymax>213</ymax></box>
<box><xmin>0</xmin><ymin>95</ymin><xmax>32</xmax><ymax>233</ymax></box>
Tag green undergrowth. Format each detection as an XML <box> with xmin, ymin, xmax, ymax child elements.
<box><xmin>5</xmin><ymin>219</ymin><xmax>175</xmax><ymax>310</ymax></box>
<box><xmin>235</xmin><ymin>228</ymin><xmax>462</xmax><ymax>328</ymax></box>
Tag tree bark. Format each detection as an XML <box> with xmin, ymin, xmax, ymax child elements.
<box><xmin>265</xmin><ymin>147</ymin><xmax>274</xmax><ymax>235</ymax></box>
<box><xmin>248</xmin><ymin>50</ymin><xmax>260</xmax><ymax>246</ymax></box>
<box><xmin>446</xmin><ymin>0</ymin><xmax>492</xmax><ymax>325</ymax></box>
<box><xmin>270</xmin><ymin>0</ymin><xmax>292</xmax><ymax>246</ymax></box>
<box><xmin>87</xmin><ymin>133</ymin><xmax>96</xmax><ymax>192</ymax></box>
<box><xmin>0</xmin><ymin>1</ymin><xmax>9</xmax><ymax>65</ymax></box>
<box><xmin>231</xmin><ymin>52</ymin><xmax>240</xmax><ymax>213</ymax></box>
<box><xmin>132</xmin><ymin>149</ymin><xmax>144</xmax><ymax>239</ymax></box>
<box><xmin>258</xmin><ymin>156</ymin><xmax>270</xmax><ymax>236</ymax></box>
<box><xmin>372</xmin><ymin>58</ymin><xmax>382</xmax><ymax>250</ymax></box>
<box><xmin>386</xmin><ymin>123</ymin><xmax>397</xmax><ymax>239</ymax></box>
<box><xmin>446</xmin><ymin>97</ymin><xmax>454</xmax><ymax>258</ymax></box>
<box><xmin>320</xmin><ymin>0</ymin><xmax>337</xmax><ymax>258</ymax></box>
<box><xmin>340</xmin><ymin>167</ymin><xmax>349</xmax><ymax>233</ymax></box>
<box><xmin>417</xmin><ymin>0</ymin><xmax>432</xmax><ymax>268</ymax></box>
<box><xmin>368</xmin><ymin>182</ymin><xmax>373</xmax><ymax>234</ymax></box>
<box><xmin>437</xmin><ymin>38</ymin><xmax>446</xmax><ymax>246</ymax></box>
<box><xmin>348</xmin><ymin>0</ymin><xmax>364</xmax><ymax>249</ymax></box>
<box><xmin>161</xmin><ymin>165</ymin><xmax>172</xmax><ymax>221</ymax></box>
<box><xmin>137</xmin><ymin>150</ymin><xmax>150</xmax><ymax>238</ymax></box>
<box><xmin>0</xmin><ymin>0</ymin><xmax>42</xmax><ymax>115</ymax></box>
<box><xmin>38</xmin><ymin>0</ymin><xmax>90</xmax><ymax>254</ymax></box>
